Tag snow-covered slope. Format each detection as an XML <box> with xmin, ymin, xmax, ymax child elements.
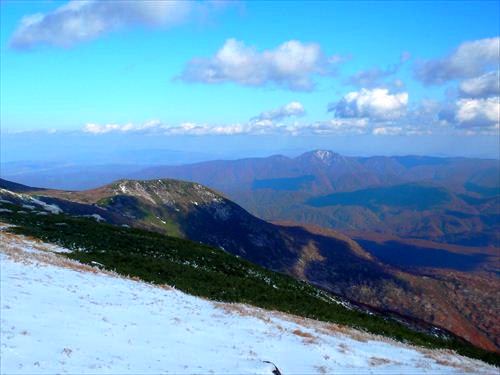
<box><xmin>0</xmin><ymin>227</ymin><xmax>496</xmax><ymax>374</ymax></box>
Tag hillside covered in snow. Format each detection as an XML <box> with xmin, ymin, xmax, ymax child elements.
<box><xmin>1</xmin><ymin>227</ymin><xmax>497</xmax><ymax>374</ymax></box>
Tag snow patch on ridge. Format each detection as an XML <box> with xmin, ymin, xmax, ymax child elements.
<box><xmin>29</xmin><ymin>197</ymin><xmax>63</xmax><ymax>214</ymax></box>
<box><xmin>81</xmin><ymin>213</ymin><xmax>105</xmax><ymax>222</ymax></box>
<box><xmin>0</xmin><ymin>189</ymin><xmax>63</xmax><ymax>214</ymax></box>
<box><xmin>314</xmin><ymin>150</ymin><xmax>335</xmax><ymax>161</ymax></box>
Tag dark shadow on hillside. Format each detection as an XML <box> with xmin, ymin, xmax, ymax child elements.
<box><xmin>357</xmin><ymin>240</ymin><xmax>490</xmax><ymax>272</ymax></box>
<box><xmin>306</xmin><ymin>184</ymin><xmax>451</xmax><ymax>211</ymax></box>
<box><xmin>252</xmin><ymin>175</ymin><xmax>315</xmax><ymax>191</ymax></box>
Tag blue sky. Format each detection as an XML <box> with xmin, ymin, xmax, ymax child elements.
<box><xmin>1</xmin><ymin>1</ymin><xmax>499</xmax><ymax>160</ymax></box>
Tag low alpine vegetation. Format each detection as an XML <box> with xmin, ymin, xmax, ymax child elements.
<box><xmin>0</xmin><ymin>203</ymin><xmax>498</xmax><ymax>366</ymax></box>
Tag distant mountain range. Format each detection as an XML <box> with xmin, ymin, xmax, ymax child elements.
<box><xmin>128</xmin><ymin>150</ymin><xmax>500</xmax><ymax>247</ymax></box>
<box><xmin>1</xmin><ymin>177</ymin><xmax>498</xmax><ymax>352</ymax></box>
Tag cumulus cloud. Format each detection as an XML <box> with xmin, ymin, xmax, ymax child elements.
<box><xmin>439</xmin><ymin>97</ymin><xmax>500</xmax><ymax>129</ymax></box>
<box><xmin>459</xmin><ymin>71</ymin><xmax>500</xmax><ymax>98</ymax></box>
<box><xmin>9</xmin><ymin>0</ymin><xmax>220</xmax><ymax>49</ymax></box>
<box><xmin>414</xmin><ymin>37</ymin><xmax>500</xmax><ymax>85</ymax></box>
<box><xmin>324</xmin><ymin>89</ymin><xmax>445</xmax><ymax>136</ymax></box>
<box><xmin>83</xmin><ymin>116</ymin><xmax>369</xmax><ymax>137</ymax></box>
<box><xmin>254</xmin><ymin>101</ymin><xmax>305</xmax><ymax>121</ymax></box>
<box><xmin>83</xmin><ymin>123</ymin><xmax>132</xmax><ymax>134</ymax></box>
<box><xmin>83</xmin><ymin>119</ymin><xmax>287</xmax><ymax>136</ymax></box>
<box><xmin>179</xmin><ymin>38</ymin><xmax>341</xmax><ymax>90</ymax></box>
<box><xmin>329</xmin><ymin>88</ymin><xmax>408</xmax><ymax>120</ymax></box>
<box><xmin>82</xmin><ymin>94</ymin><xmax>498</xmax><ymax>138</ymax></box>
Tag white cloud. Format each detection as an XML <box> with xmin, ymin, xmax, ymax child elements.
<box><xmin>439</xmin><ymin>97</ymin><xmax>499</xmax><ymax>129</ymax></box>
<box><xmin>415</xmin><ymin>37</ymin><xmax>500</xmax><ymax>85</ymax></box>
<box><xmin>82</xmin><ymin>116</ymin><xmax>369</xmax><ymax>137</ymax></box>
<box><xmin>179</xmin><ymin>39</ymin><xmax>341</xmax><ymax>91</ymax></box>
<box><xmin>9</xmin><ymin>1</ymin><xmax>219</xmax><ymax>49</ymax></box>
<box><xmin>83</xmin><ymin>123</ymin><xmax>133</xmax><ymax>134</ymax></box>
<box><xmin>459</xmin><ymin>71</ymin><xmax>500</xmax><ymax>98</ymax></box>
<box><xmin>254</xmin><ymin>101</ymin><xmax>305</xmax><ymax>121</ymax></box>
<box><xmin>82</xmin><ymin>119</ymin><xmax>288</xmax><ymax>136</ymax></box>
<box><xmin>371</xmin><ymin>126</ymin><xmax>430</xmax><ymax>136</ymax></box>
<box><xmin>454</xmin><ymin>97</ymin><xmax>500</xmax><ymax>128</ymax></box>
<box><xmin>330</xmin><ymin>88</ymin><xmax>408</xmax><ymax>120</ymax></box>
<box><xmin>82</xmin><ymin>94</ymin><xmax>498</xmax><ymax>138</ymax></box>
<box><xmin>372</xmin><ymin>127</ymin><xmax>403</xmax><ymax>136</ymax></box>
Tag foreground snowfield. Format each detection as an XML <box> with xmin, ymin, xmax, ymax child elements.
<box><xmin>0</xmin><ymin>228</ymin><xmax>496</xmax><ymax>374</ymax></box>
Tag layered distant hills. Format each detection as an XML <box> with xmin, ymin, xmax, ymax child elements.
<box><xmin>129</xmin><ymin>150</ymin><xmax>499</xmax><ymax>247</ymax></box>
<box><xmin>2</xmin><ymin>150</ymin><xmax>498</xmax><ymax>351</ymax></box>
<box><xmin>1</xmin><ymin>177</ymin><xmax>498</xmax><ymax>352</ymax></box>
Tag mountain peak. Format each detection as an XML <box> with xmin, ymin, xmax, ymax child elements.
<box><xmin>313</xmin><ymin>149</ymin><xmax>336</xmax><ymax>160</ymax></box>
<box><xmin>297</xmin><ymin>149</ymin><xmax>343</xmax><ymax>165</ymax></box>
<box><xmin>104</xmin><ymin>179</ymin><xmax>225</xmax><ymax>208</ymax></box>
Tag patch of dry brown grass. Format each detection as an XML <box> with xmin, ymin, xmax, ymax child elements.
<box><xmin>292</xmin><ymin>328</ymin><xmax>317</xmax><ymax>344</ymax></box>
<box><xmin>292</xmin><ymin>328</ymin><xmax>314</xmax><ymax>339</ymax></box>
